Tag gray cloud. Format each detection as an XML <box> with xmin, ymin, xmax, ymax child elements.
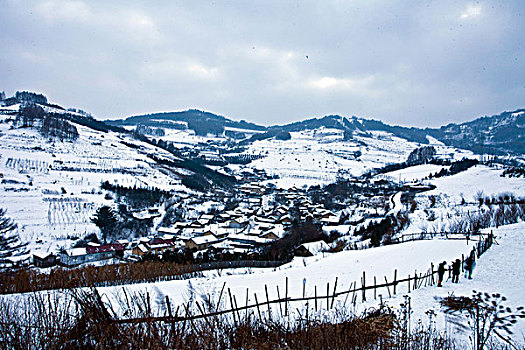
<box><xmin>1</xmin><ymin>0</ymin><xmax>524</xmax><ymax>127</ymax></box>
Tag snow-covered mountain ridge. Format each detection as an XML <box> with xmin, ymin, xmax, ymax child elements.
<box><xmin>110</xmin><ymin>107</ymin><xmax>525</xmax><ymax>155</ymax></box>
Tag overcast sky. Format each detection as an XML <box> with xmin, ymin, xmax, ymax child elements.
<box><xmin>1</xmin><ymin>1</ymin><xmax>524</xmax><ymax>127</ymax></box>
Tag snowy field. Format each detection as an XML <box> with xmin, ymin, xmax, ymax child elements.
<box><xmin>377</xmin><ymin>164</ymin><xmax>449</xmax><ymax>183</ymax></box>
<box><xmin>97</xmin><ymin>223</ymin><xmax>525</xmax><ymax>343</ymax></box>
<box><xmin>2</xmin><ymin>222</ymin><xmax>523</xmax><ymax>345</ymax></box>
<box><xmin>94</xmin><ymin>237</ymin><xmax>474</xmax><ymax>318</ymax></box>
<box><xmin>427</xmin><ymin>164</ymin><xmax>525</xmax><ymax>203</ymax></box>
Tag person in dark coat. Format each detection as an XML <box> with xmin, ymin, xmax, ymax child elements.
<box><xmin>452</xmin><ymin>259</ymin><xmax>461</xmax><ymax>283</ymax></box>
<box><xmin>464</xmin><ymin>256</ymin><xmax>474</xmax><ymax>279</ymax></box>
<box><xmin>437</xmin><ymin>261</ymin><xmax>446</xmax><ymax>287</ymax></box>
<box><xmin>470</xmin><ymin>247</ymin><xmax>476</xmax><ymax>261</ymax></box>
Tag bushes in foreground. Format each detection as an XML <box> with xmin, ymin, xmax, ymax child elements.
<box><xmin>1</xmin><ymin>287</ymin><xmax>520</xmax><ymax>349</ymax></box>
<box><xmin>0</xmin><ymin>289</ymin><xmax>407</xmax><ymax>349</ymax></box>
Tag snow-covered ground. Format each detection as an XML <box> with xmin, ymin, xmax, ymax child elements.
<box><xmin>243</xmin><ymin>128</ymin><xmax>420</xmax><ymax>189</ymax></box>
<box><xmin>95</xmin><ymin>237</ymin><xmax>473</xmax><ymax>316</ymax></box>
<box><xmin>378</xmin><ymin>164</ymin><xmax>449</xmax><ymax>183</ymax></box>
<box><xmin>0</xmin><ymin>120</ymin><xmax>190</xmax><ymax>258</ymax></box>
<box><xmin>427</xmin><ymin>164</ymin><xmax>525</xmax><ymax>203</ymax></box>
<box><xmin>399</xmin><ymin>223</ymin><xmax>525</xmax><ymax>344</ymax></box>
<box><xmin>2</xmin><ymin>222</ymin><xmax>523</xmax><ymax>345</ymax></box>
<box><xmin>92</xmin><ymin>222</ymin><xmax>523</xmax><ymax>344</ymax></box>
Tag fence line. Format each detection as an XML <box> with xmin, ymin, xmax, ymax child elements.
<box><xmin>114</xmin><ymin>231</ymin><xmax>495</xmax><ymax>325</ymax></box>
<box><xmin>392</xmin><ymin>231</ymin><xmax>488</xmax><ymax>244</ymax></box>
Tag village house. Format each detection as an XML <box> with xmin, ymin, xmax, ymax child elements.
<box><xmin>259</xmin><ymin>231</ymin><xmax>279</xmax><ymax>240</ymax></box>
<box><xmin>157</xmin><ymin>227</ymin><xmax>181</xmax><ymax>236</ymax></box>
<box><xmin>239</xmin><ymin>183</ymin><xmax>265</xmax><ymax>196</ymax></box>
<box><xmin>199</xmin><ymin>213</ymin><xmax>215</xmax><ymax>222</ymax></box>
<box><xmin>180</xmin><ymin>227</ymin><xmax>213</xmax><ymax>237</ymax></box>
<box><xmin>228</xmin><ymin>217</ymin><xmax>248</xmax><ymax>229</ymax></box>
<box><xmin>131</xmin><ymin>208</ymin><xmax>161</xmax><ymax>221</ymax></box>
<box><xmin>147</xmin><ymin>238</ymin><xmax>182</xmax><ymax>255</ymax></box>
<box><xmin>217</xmin><ymin>213</ymin><xmax>231</xmax><ymax>222</ymax></box>
<box><xmin>228</xmin><ymin>233</ymin><xmax>272</xmax><ymax>247</ymax></box>
<box><xmin>321</xmin><ymin>215</ymin><xmax>340</xmax><ymax>226</ymax></box>
<box><xmin>186</xmin><ymin>234</ymin><xmax>220</xmax><ymax>251</ymax></box>
<box><xmin>131</xmin><ymin>237</ymin><xmax>183</xmax><ymax>257</ymax></box>
<box><xmin>279</xmin><ymin>215</ymin><xmax>293</xmax><ymax>225</ymax></box>
<box><xmin>132</xmin><ymin>243</ymin><xmax>150</xmax><ymax>257</ymax></box>
<box><xmin>59</xmin><ymin>243</ymin><xmax>125</xmax><ymax>267</ymax></box>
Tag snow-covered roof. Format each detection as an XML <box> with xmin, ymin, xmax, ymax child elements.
<box><xmin>66</xmin><ymin>248</ymin><xmax>87</xmax><ymax>257</ymax></box>
<box><xmin>33</xmin><ymin>251</ymin><xmax>54</xmax><ymax>259</ymax></box>
<box><xmin>189</xmin><ymin>234</ymin><xmax>218</xmax><ymax>245</ymax></box>
<box><xmin>228</xmin><ymin>233</ymin><xmax>272</xmax><ymax>245</ymax></box>
<box><xmin>86</xmin><ymin>243</ymin><xmax>125</xmax><ymax>254</ymax></box>
<box><xmin>158</xmin><ymin>227</ymin><xmax>180</xmax><ymax>235</ymax></box>
<box><xmin>321</xmin><ymin>216</ymin><xmax>340</xmax><ymax>224</ymax></box>
<box><xmin>136</xmin><ymin>244</ymin><xmax>149</xmax><ymax>253</ymax></box>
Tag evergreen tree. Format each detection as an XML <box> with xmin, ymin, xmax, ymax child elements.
<box><xmin>0</xmin><ymin>208</ymin><xmax>27</xmax><ymax>269</ymax></box>
<box><xmin>91</xmin><ymin>206</ymin><xmax>118</xmax><ymax>243</ymax></box>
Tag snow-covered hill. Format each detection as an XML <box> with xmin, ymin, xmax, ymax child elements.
<box><xmin>0</xmin><ymin>112</ymin><xmax>190</xmax><ymax>260</ymax></box>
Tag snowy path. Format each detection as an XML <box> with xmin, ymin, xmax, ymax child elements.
<box><xmin>387</xmin><ymin>191</ymin><xmax>403</xmax><ymax>216</ymax></box>
<box><xmin>395</xmin><ymin>222</ymin><xmax>525</xmax><ymax>343</ymax></box>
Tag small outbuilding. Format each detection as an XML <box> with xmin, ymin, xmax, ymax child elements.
<box><xmin>33</xmin><ymin>252</ymin><xmax>57</xmax><ymax>268</ymax></box>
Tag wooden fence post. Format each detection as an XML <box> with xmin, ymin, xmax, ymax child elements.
<box><xmin>233</xmin><ymin>295</ymin><xmax>241</xmax><ymax>322</ymax></box>
<box><xmin>228</xmin><ymin>288</ymin><xmax>237</xmax><ymax>326</ymax></box>
<box><xmin>362</xmin><ymin>271</ymin><xmax>366</xmax><ymax>302</ymax></box>
<box><xmin>384</xmin><ymin>276</ymin><xmax>391</xmax><ymax>298</ymax></box>
<box><xmin>374</xmin><ymin>276</ymin><xmax>377</xmax><ymax>300</ymax></box>
<box><xmin>326</xmin><ymin>282</ymin><xmax>330</xmax><ymax>309</ymax></box>
<box><xmin>265</xmin><ymin>284</ymin><xmax>271</xmax><ymax>320</ymax></box>
<box><xmin>352</xmin><ymin>282</ymin><xmax>357</xmax><ymax>305</ymax></box>
<box><xmin>166</xmin><ymin>295</ymin><xmax>172</xmax><ymax>318</ymax></box>
<box><xmin>245</xmin><ymin>288</ymin><xmax>249</xmax><ymax>319</ymax></box>
<box><xmin>408</xmin><ymin>275</ymin><xmax>411</xmax><ymax>293</ymax></box>
<box><xmin>216</xmin><ymin>282</ymin><xmax>226</xmax><ymax>311</ymax></box>
<box><xmin>276</xmin><ymin>285</ymin><xmax>283</xmax><ymax>317</ymax></box>
<box><xmin>331</xmin><ymin>277</ymin><xmax>338</xmax><ymax>309</ymax></box>
<box><xmin>196</xmin><ymin>301</ymin><xmax>213</xmax><ymax>329</ymax></box>
<box><xmin>343</xmin><ymin>282</ymin><xmax>354</xmax><ymax>307</ymax></box>
<box><xmin>254</xmin><ymin>293</ymin><xmax>262</xmax><ymax>321</ymax></box>
<box><xmin>166</xmin><ymin>295</ymin><xmax>175</xmax><ymax>342</ymax></box>
<box><xmin>393</xmin><ymin>269</ymin><xmax>397</xmax><ymax>295</ymax></box>
<box><xmin>314</xmin><ymin>285</ymin><xmax>318</xmax><ymax>312</ymax></box>
<box><xmin>285</xmin><ymin>277</ymin><xmax>288</xmax><ymax>316</ymax></box>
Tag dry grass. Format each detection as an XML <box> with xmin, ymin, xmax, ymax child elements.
<box><xmin>0</xmin><ymin>261</ymin><xmax>202</xmax><ymax>294</ymax></box>
<box><xmin>0</xmin><ymin>288</ymin><xmax>466</xmax><ymax>350</ymax></box>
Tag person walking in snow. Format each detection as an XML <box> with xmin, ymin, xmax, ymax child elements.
<box><xmin>437</xmin><ymin>261</ymin><xmax>446</xmax><ymax>287</ymax></box>
<box><xmin>470</xmin><ymin>246</ymin><xmax>476</xmax><ymax>261</ymax></box>
<box><xmin>452</xmin><ymin>259</ymin><xmax>461</xmax><ymax>283</ymax></box>
<box><xmin>464</xmin><ymin>256</ymin><xmax>475</xmax><ymax>279</ymax></box>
